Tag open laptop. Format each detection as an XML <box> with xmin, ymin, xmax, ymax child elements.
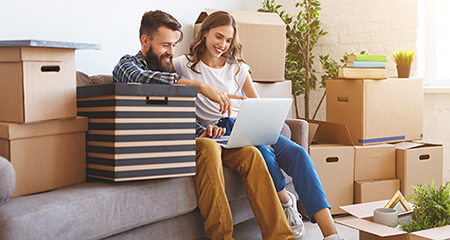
<box><xmin>213</xmin><ymin>98</ymin><xmax>292</xmax><ymax>148</ymax></box>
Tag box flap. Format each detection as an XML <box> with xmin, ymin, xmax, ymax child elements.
<box><xmin>410</xmin><ymin>224</ymin><xmax>450</xmax><ymax>239</ymax></box>
<box><xmin>300</xmin><ymin>118</ymin><xmax>354</xmax><ymax>146</ymax></box>
<box><xmin>339</xmin><ymin>200</ymin><xmax>390</xmax><ymax>218</ymax></box>
<box><xmin>196</xmin><ymin>9</ymin><xmax>285</xmax><ymax>26</ymax></box>
<box><xmin>0</xmin><ymin>116</ymin><xmax>87</xmax><ymax>140</ymax></box>
<box><xmin>336</xmin><ymin>218</ymin><xmax>407</xmax><ymax>237</ymax></box>
<box><xmin>394</xmin><ymin>141</ymin><xmax>443</xmax><ymax>150</ymax></box>
<box><xmin>77</xmin><ymin>83</ymin><xmax>198</xmax><ymax>98</ymax></box>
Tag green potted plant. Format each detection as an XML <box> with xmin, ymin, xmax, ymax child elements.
<box><xmin>258</xmin><ymin>0</ymin><xmax>327</xmax><ymax>119</ymax></box>
<box><xmin>392</xmin><ymin>48</ymin><xmax>415</xmax><ymax>78</ymax></box>
<box><xmin>398</xmin><ymin>181</ymin><xmax>450</xmax><ymax>232</ymax></box>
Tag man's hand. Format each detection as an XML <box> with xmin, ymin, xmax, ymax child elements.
<box><xmin>200</xmin><ymin>125</ymin><xmax>226</xmax><ymax>138</ymax></box>
<box><xmin>198</xmin><ymin>83</ymin><xmax>247</xmax><ymax>116</ymax></box>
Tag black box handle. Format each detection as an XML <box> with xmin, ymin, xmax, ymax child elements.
<box><xmin>146</xmin><ymin>96</ymin><xmax>168</xmax><ymax>105</ymax></box>
<box><xmin>41</xmin><ymin>65</ymin><xmax>60</xmax><ymax>72</ymax></box>
<box><xmin>326</xmin><ymin>157</ymin><xmax>339</xmax><ymax>163</ymax></box>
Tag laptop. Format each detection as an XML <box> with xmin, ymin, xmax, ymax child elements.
<box><xmin>213</xmin><ymin>98</ymin><xmax>292</xmax><ymax>148</ymax></box>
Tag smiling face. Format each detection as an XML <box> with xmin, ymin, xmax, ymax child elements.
<box><xmin>203</xmin><ymin>24</ymin><xmax>235</xmax><ymax>59</ymax></box>
<box><xmin>141</xmin><ymin>26</ymin><xmax>178</xmax><ymax>72</ymax></box>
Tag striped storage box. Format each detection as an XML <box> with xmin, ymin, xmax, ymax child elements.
<box><xmin>77</xmin><ymin>83</ymin><xmax>197</xmax><ymax>181</ymax></box>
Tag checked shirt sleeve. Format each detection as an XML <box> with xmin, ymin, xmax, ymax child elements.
<box><xmin>195</xmin><ymin>122</ymin><xmax>206</xmax><ymax>138</ymax></box>
<box><xmin>112</xmin><ymin>54</ymin><xmax>182</xmax><ymax>85</ymax></box>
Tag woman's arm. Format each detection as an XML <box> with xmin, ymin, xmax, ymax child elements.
<box><xmin>242</xmin><ymin>73</ymin><xmax>260</xmax><ymax>98</ymax></box>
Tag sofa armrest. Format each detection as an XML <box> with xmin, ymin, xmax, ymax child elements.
<box><xmin>285</xmin><ymin>118</ymin><xmax>309</xmax><ymax>149</ymax></box>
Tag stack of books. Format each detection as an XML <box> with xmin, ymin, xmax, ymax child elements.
<box><xmin>338</xmin><ymin>54</ymin><xmax>387</xmax><ymax>79</ymax></box>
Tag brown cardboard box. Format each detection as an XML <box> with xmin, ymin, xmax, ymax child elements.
<box><xmin>354</xmin><ymin>144</ymin><xmax>396</xmax><ymax>181</ymax></box>
<box><xmin>0</xmin><ymin>46</ymin><xmax>76</xmax><ymax>123</ymax></box>
<box><xmin>326</xmin><ymin>78</ymin><xmax>423</xmax><ymax>146</ymax></box>
<box><xmin>337</xmin><ymin>200</ymin><xmax>450</xmax><ymax>239</ymax></box>
<box><xmin>195</xmin><ymin>9</ymin><xmax>286</xmax><ymax>82</ymax></box>
<box><xmin>395</xmin><ymin>142</ymin><xmax>443</xmax><ymax>197</ymax></box>
<box><xmin>305</xmin><ymin>119</ymin><xmax>355</xmax><ymax>214</ymax></box>
<box><xmin>0</xmin><ymin>117</ymin><xmax>88</xmax><ymax>197</ymax></box>
<box><xmin>354</xmin><ymin>179</ymin><xmax>400</xmax><ymax>204</ymax></box>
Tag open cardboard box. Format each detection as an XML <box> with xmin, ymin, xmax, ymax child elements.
<box><xmin>337</xmin><ymin>200</ymin><xmax>450</xmax><ymax>239</ymax></box>
<box><xmin>195</xmin><ymin>9</ymin><xmax>286</xmax><ymax>82</ymax></box>
<box><xmin>301</xmin><ymin>119</ymin><xmax>355</xmax><ymax>214</ymax></box>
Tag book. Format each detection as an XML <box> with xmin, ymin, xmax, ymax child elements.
<box><xmin>347</xmin><ymin>54</ymin><xmax>387</xmax><ymax>62</ymax></box>
<box><xmin>338</xmin><ymin>67</ymin><xmax>386</xmax><ymax>79</ymax></box>
<box><xmin>346</xmin><ymin>61</ymin><xmax>386</xmax><ymax>68</ymax></box>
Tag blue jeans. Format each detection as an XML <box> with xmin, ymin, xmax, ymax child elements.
<box><xmin>257</xmin><ymin>134</ymin><xmax>331</xmax><ymax>223</ymax></box>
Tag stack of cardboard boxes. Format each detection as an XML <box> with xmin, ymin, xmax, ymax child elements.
<box><xmin>0</xmin><ymin>40</ymin><xmax>98</xmax><ymax>197</ymax></box>
<box><xmin>325</xmin><ymin>77</ymin><xmax>443</xmax><ymax>207</ymax></box>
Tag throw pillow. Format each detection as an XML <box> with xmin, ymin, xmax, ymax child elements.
<box><xmin>0</xmin><ymin>156</ymin><xmax>15</xmax><ymax>205</ymax></box>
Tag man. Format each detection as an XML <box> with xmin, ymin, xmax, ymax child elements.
<box><xmin>112</xmin><ymin>10</ymin><xmax>293</xmax><ymax>240</ymax></box>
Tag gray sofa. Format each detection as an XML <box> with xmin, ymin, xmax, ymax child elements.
<box><xmin>0</xmin><ymin>72</ymin><xmax>309</xmax><ymax>240</ymax></box>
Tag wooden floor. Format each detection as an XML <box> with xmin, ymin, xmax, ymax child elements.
<box><xmin>200</xmin><ymin>215</ymin><xmax>359</xmax><ymax>240</ymax></box>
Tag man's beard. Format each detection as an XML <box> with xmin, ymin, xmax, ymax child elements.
<box><xmin>145</xmin><ymin>47</ymin><xmax>174</xmax><ymax>73</ymax></box>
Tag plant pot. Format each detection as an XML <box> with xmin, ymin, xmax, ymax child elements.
<box><xmin>396</xmin><ymin>65</ymin><xmax>411</xmax><ymax>78</ymax></box>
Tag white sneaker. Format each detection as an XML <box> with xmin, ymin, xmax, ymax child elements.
<box><xmin>284</xmin><ymin>191</ymin><xmax>305</xmax><ymax>240</ymax></box>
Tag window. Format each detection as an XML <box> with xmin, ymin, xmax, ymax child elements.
<box><xmin>420</xmin><ymin>0</ymin><xmax>450</xmax><ymax>87</ymax></box>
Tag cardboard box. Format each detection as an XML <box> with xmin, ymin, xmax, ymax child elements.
<box><xmin>355</xmin><ymin>179</ymin><xmax>400</xmax><ymax>204</ymax></box>
<box><xmin>326</xmin><ymin>78</ymin><xmax>423</xmax><ymax>146</ymax></box>
<box><xmin>77</xmin><ymin>83</ymin><xmax>197</xmax><ymax>182</ymax></box>
<box><xmin>306</xmin><ymin>119</ymin><xmax>355</xmax><ymax>214</ymax></box>
<box><xmin>195</xmin><ymin>9</ymin><xmax>286</xmax><ymax>82</ymax></box>
<box><xmin>395</xmin><ymin>142</ymin><xmax>443</xmax><ymax>197</ymax></box>
<box><xmin>0</xmin><ymin>117</ymin><xmax>88</xmax><ymax>197</ymax></box>
<box><xmin>354</xmin><ymin>144</ymin><xmax>396</xmax><ymax>181</ymax></box>
<box><xmin>253</xmin><ymin>80</ymin><xmax>292</xmax><ymax>117</ymax></box>
<box><xmin>337</xmin><ymin>200</ymin><xmax>450</xmax><ymax>239</ymax></box>
<box><xmin>0</xmin><ymin>45</ymin><xmax>77</xmax><ymax>123</ymax></box>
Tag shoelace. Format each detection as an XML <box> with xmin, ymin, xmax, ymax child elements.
<box><xmin>284</xmin><ymin>206</ymin><xmax>303</xmax><ymax>226</ymax></box>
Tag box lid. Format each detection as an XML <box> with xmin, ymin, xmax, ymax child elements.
<box><xmin>394</xmin><ymin>141</ymin><xmax>443</xmax><ymax>150</ymax></box>
<box><xmin>0</xmin><ymin>116</ymin><xmax>88</xmax><ymax>140</ymax></box>
<box><xmin>0</xmin><ymin>40</ymin><xmax>100</xmax><ymax>50</ymax></box>
<box><xmin>196</xmin><ymin>9</ymin><xmax>285</xmax><ymax>26</ymax></box>
<box><xmin>77</xmin><ymin>83</ymin><xmax>198</xmax><ymax>98</ymax></box>
<box><xmin>300</xmin><ymin>118</ymin><xmax>354</xmax><ymax>146</ymax></box>
<box><xmin>336</xmin><ymin>217</ymin><xmax>407</xmax><ymax>237</ymax></box>
<box><xmin>409</xmin><ymin>224</ymin><xmax>450</xmax><ymax>239</ymax></box>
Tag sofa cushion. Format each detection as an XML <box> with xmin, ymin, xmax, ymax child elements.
<box><xmin>0</xmin><ymin>177</ymin><xmax>197</xmax><ymax>240</ymax></box>
<box><xmin>0</xmin><ymin>156</ymin><xmax>15</xmax><ymax>206</ymax></box>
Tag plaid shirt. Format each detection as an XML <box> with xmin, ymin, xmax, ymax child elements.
<box><xmin>112</xmin><ymin>51</ymin><xmax>182</xmax><ymax>84</ymax></box>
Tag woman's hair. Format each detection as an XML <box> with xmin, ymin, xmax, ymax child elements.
<box><xmin>186</xmin><ymin>11</ymin><xmax>246</xmax><ymax>91</ymax></box>
<box><xmin>139</xmin><ymin>10</ymin><xmax>183</xmax><ymax>43</ymax></box>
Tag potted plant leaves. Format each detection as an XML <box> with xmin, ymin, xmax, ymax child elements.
<box><xmin>392</xmin><ymin>48</ymin><xmax>415</xmax><ymax>78</ymax></box>
<box><xmin>398</xmin><ymin>181</ymin><xmax>450</xmax><ymax>232</ymax></box>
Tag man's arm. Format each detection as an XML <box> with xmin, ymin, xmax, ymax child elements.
<box><xmin>112</xmin><ymin>55</ymin><xmax>182</xmax><ymax>85</ymax></box>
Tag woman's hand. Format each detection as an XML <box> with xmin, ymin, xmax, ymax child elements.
<box><xmin>198</xmin><ymin>83</ymin><xmax>246</xmax><ymax>116</ymax></box>
<box><xmin>200</xmin><ymin>125</ymin><xmax>226</xmax><ymax>139</ymax></box>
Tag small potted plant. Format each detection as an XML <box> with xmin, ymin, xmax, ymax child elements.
<box><xmin>392</xmin><ymin>48</ymin><xmax>415</xmax><ymax>78</ymax></box>
<box><xmin>398</xmin><ymin>181</ymin><xmax>450</xmax><ymax>232</ymax></box>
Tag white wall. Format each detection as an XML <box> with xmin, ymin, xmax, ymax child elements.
<box><xmin>0</xmin><ymin>0</ymin><xmax>262</xmax><ymax>75</ymax></box>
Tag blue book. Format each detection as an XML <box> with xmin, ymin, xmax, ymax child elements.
<box><xmin>346</xmin><ymin>61</ymin><xmax>386</xmax><ymax>68</ymax></box>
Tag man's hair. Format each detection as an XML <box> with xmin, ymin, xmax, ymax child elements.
<box><xmin>139</xmin><ymin>10</ymin><xmax>183</xmax><ymax>42</ymax></box>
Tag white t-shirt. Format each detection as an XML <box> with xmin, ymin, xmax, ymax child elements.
<box><xmin>173</xmin><ymin>55</ymin><xmax>250</xmax><ymax>126</ymax></box>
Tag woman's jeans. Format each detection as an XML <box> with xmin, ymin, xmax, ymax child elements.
<box><xmin>257</xmin><ymin>134</ymin><xmax>331</xmax><ymax>223</ymax></box>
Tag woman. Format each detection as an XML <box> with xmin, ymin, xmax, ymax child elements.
<box><xmin>173</xmin><ymin>11</ymin><xmax>341</xmax><ymax>240</ymax></box>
